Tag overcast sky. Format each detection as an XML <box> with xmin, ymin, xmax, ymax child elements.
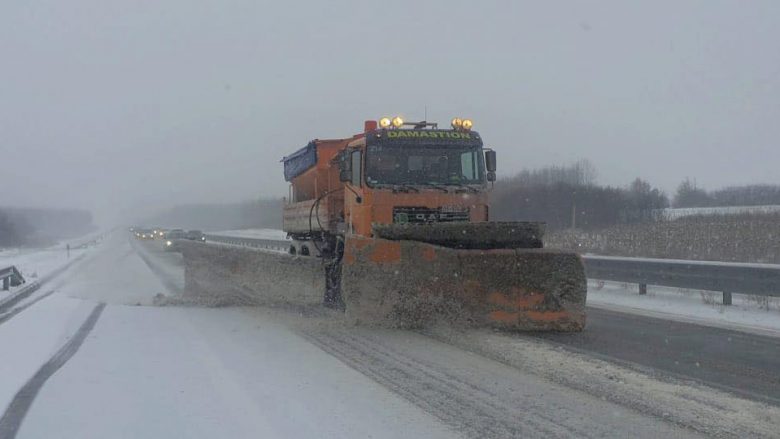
<box><xmin>2</xmin><ymin>1</ymin><xmax>779</xmax><ymax>225</ymax></box>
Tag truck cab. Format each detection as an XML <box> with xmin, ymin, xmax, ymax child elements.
<box><xmin>281</xmin><ymin>117</ymin><xmax>497</xmax><ymax>256</ymax></box>
<box><xmin>338</xmin><ymin>123</ymin><xmax>495</xmax><ymax>237</ymax></box>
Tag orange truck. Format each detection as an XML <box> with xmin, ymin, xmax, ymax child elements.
<box><xmin>281</xmin><ymin>117</ymin><xmax>586</xmax><ymax>331</ymax></box>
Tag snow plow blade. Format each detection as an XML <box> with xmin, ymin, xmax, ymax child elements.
<box><xmin>341</xmin><ymin>226</ymin><xmax>587</xmax><ymax>332</ymax></box>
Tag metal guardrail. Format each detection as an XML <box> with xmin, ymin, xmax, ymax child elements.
<box><xmin>0</xmin><ymin>266</ymin><xmax>25</xmax><ymax>291</ymax></box>
<box><xmin>203</xmin><ymin>234</ymin><xmax>780</xmax><ymax>306</ymax></box>
<box><xmin>583</xmin><ymin>256</ymin><xmax>780</xmax><ymax>305</ymax></box>
<box><xmin>204</xmin><ymin>234</ymin><xmax>291</xmax><ymax>252</ymax></box>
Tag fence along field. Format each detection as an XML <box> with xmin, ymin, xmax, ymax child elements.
<box><xmin>547</xmin><ymin>212</ymin><xmax>780</xmax><ymax>264</ymax></box>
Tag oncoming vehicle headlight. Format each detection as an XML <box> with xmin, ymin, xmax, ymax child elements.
<box><xmin>461</xmin><ymin>119</ymin><xmax>473</xmax><ymax>130</ymax></box>
<box><xmin>201</xmin><ymin>236</ymin><xmax>206</xmax><ymax>241</ymax></box>
<box><xmin>166</xmin><ymin>240</ymin><xmax>172</xmax><ymax>246</ymax></box>
<box><xmin>391</xmin><ymin>116</ymin><xmax>404</xmax><ymax>128</ymax></box>
<box><xmin>379</xmin><ymin>117</ymin><xmax>391</xmax><ymax>128</ymax></box>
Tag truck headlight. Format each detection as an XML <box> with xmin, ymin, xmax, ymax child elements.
<box><xmin>391</xmin><ymin>116</ymin><xmax>404</xmax><ymax>128</ymax></box>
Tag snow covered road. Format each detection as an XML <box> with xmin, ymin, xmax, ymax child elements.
<box><xmin>0</xmin><ymin>232</ymin><xmax>777</xmax><ymax>438</ymax></box>
<box><xmin>1</xmin><ymin>234</ymin><xmax>458</xmax><ymax>438</ymax></box>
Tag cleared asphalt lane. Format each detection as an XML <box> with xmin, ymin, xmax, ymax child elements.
<box><xmin>536</xmin><ymin>307</ymin><xmax>780</xmax><ymax>406</ymax></box>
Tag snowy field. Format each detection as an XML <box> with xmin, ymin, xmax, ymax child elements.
<box><xmin>0</xmin><ymin>232</ymin><xmax>105</xmax><ymax>300</ymax></box>
<box><xmin>588</xmin><ymin>280</ymin><xmax>780</xmax><ymax>337</ymax></box>
<box><xmin>0</xmin><ymin>248</ymin><xmax>82</xmax><ymax>283</ymax></box>
<box><xmin>0</xmin><ymin>249</ymin><xmax>86</xmax><ymax>299</ymax></box>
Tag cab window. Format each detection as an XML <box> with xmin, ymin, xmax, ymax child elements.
<box><xmin>351</xmin><ymin>150</ymin><xmax>362</xmax><ymax>186</ymax></box>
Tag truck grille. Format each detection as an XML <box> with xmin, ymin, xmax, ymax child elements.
<box><xmin>392</xmin><ymin>207</ymin><xmax>469</xmax><ymax>224</ymax></box>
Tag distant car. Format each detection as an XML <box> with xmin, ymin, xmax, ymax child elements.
<box><xmin>136</xmin><ymin>229</ymin><xmax>154</xmax><ymax>239</ymax></box>
<box><xmin>163</xmin><ymin>229</ymin><xmax>186</xmax><ymax>251</ymax></box>
<box><xmin>164</xmin><ymin>229</ymin><xmax>185</xmax><ymax>238</ymax></box>
<box><xmin>185</xmin><ymin>230</ymin><xmax>206</xmax><ymax>242</ymax></box>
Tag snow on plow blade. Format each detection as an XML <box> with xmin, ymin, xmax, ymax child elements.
<box><xmin>341</xmin><ymin>235</ymin><xmax>587</xmax><ymax>331</ymax></box>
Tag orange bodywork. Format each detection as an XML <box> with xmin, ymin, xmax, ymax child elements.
<box><xmin>286</xmin><ymin>139</ymin><xmax>350</xmax><ymax>203</ymax></box>
<box><xmin>281</xmin><ymin>122</ymin><xmax>587</xmax><ymax>332</ymax></box>
<box><xmin>283</xmin><ymin>132</ymin><xmax>488</xmax><ymax>237</ymax></box>
<box><xmin>341</xmin><ymin>236</ymin><xmax>587</xmax><ymax>331</ymax></box>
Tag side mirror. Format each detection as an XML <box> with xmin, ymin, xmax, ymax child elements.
<box><xmin>485</xmin><ymin>150</ymin><xmax>497</xmax><ymax>173</ymax></box>
<box><xmin>339</xmin><ymin>169</ymin><xmax>351</xmax><ymax>182</ymax></box>
<box><xmin>487</xmin><ymin>171</ymin><xmax>496</xmax><ymax>182</ymax></box>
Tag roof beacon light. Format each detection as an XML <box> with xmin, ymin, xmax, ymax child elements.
<box><xmin>461</xmin><ymin>119</ymin><xmax>473</xmax><ymax>130</ymax></box>
<box><xmin>379</xmin><ymin>117</ymin><xmax>392</xmax><ymax>128</ymax></box>
<box><xmin>391</xmin><ymin>116</ymin><xmax>404</xmax><ymax>128</ymax></box>
<box><xmin>451</xmin><ymin>118</ymin><xmax>463</xmax><ymax>129</ymax></box>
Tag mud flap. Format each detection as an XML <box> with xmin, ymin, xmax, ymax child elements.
<box><xmin>324</xmin><ymin>260</ymin><xmax>344</xmax><ymax>308</ymax></box>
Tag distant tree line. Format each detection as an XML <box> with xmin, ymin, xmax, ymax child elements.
<box><xmin>673</xmin><ymin>179</ymin><xmax>780</xmax><ymax>208</ymax></box>
<box><xmin>142</xmin><ymin>198</ymin><xmax>282</xmax><ymax>231</ymax></box>
<box><xmin>491</xmin><ymin>160</ymin><xmax>669</xmax><ymax>231</ymax></box>
<box><xmin>0</xmin><ymin>207</ymin><xmax>95</xmax><ymax>248</ymax></box>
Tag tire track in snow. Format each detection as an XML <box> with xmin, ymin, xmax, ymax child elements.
<box><xmin>129</xmin><ymin>238</ymin><xmax>183</xmax><ymax>294</ymax></box>
<box><xmin>0</xmin><ymin>303</ymin><xmax>106</xmax><ymax>439</ymax></box>
<box><xmin>300</xmin><ymin>327</ymin><xmax>695</xmax><ymax>439</ymax></box>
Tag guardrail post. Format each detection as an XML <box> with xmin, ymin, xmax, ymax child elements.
<box><xmin>639</xmin><ymin>283</ymin><xmax>647</xmax><ymax>295</ymax></box>
<box><xmin>722</xmin><ymin>291</ymin><xmax>732</xmax><ymax>305</ymax></box>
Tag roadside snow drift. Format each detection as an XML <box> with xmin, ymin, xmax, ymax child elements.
<box><xmin>178</xmin><ymin>240</ymin><xmax>324</xmax><ymax>307</ymax></box>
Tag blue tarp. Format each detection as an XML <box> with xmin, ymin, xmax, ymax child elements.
<box><xmin>282</xmin><ymin>141</ymin><xmax>317</xmax><ymax>181</ymax></box>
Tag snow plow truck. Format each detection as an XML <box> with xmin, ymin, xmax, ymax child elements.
<box><xmin>281</xmin><ymin>117</ymin><xmax>586</xmax><ymax>331</ymax></box>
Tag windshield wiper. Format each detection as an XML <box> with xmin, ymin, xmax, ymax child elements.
<box><xmin>391</xmin><ymin>183</ymin><xmax>420</xmax><ymax>193</ymax></box>
<box><xmin>424</xmin><ymin>182</ymin><xmax>449</xmax><ymax>193</ymax></box>
<box><xmin>446</xmin><ymin>182</ymin><xmax>480</xmax><ymax>193</ymax></box>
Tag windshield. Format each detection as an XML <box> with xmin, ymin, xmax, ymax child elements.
<box><xmin>365</xmin><ymin>144</ymin><xmax>484</xmax><ymax>186</ymax></box>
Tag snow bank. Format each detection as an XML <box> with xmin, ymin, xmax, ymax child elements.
<box><xmin>209</xmin><ymin>228</ymin><xmax>289</xmax><ymax>241</ymax></box>
<box><xmin>176</xmin><ymin>240</ymin><xmax>323</xmax><ymax>307</ymax></box>
<box><xmin>588</xmin><ymin>280</ymin><xmax>780</xmax><ymax>337</ymax></box>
